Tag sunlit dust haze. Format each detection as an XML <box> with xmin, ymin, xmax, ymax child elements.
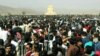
<box><xmin>0</xmin><ymin>0</ymin><xmax>100</xmax><ymax>15</ymax></box>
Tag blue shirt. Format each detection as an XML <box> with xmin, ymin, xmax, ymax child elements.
<box><xmin>95</xmin><ymin>42</ymin><xmax>100</xmax><ymax>51</ymax></box>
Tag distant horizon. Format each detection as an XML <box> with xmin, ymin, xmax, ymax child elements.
<box><xmin>0</xmin><ymin>0</ymin><xmax>100</xmax><ymax>15</ymax></box>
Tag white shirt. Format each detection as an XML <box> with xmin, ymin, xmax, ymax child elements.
<box><xmin>19</xmin><ymin>24</ymin><xmax>25</xmax><ymax>32</ymax></box>
<box><xmin>12</xmin><ymin>24</ymin><xmax>17</xmax><ymax>29</ymax></box>
<box><xmin>0</xmin><ymin>30</ymin><xmax>10</xmax><ymax>42</ymax></box>
<box><xmin>24</xmin><ymin>24</ymin><xmax>31</xmax><ymax>32</ymax></box>
<box><xmin>96</xmin><ymin>26</ymin><xmax>100</xmax><ymax>32</ymax></box>
<box><xmin>68</xmin><ymin>30</ymin><xmax>72</xmax><ymax>37</ymax></box>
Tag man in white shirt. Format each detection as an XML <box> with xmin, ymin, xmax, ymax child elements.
<box><xmin>0</xmin><ymin>28</ymin><xmax>10</xmax><ymax>42</ymax></box>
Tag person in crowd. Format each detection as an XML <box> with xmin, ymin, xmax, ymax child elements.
<box><xmin>31</xmin><ymin>44</ymin><xmax>39</xmax><ymax>56</ymax></box>
<box><xmin>83</xmin><ymin>46</ymin><xmax>94</xmax><ymax>56</ymax></box>
<box><xmin>0</xmin><ymin>26</ymin><xmax>10</xmax><ymax>43</ymax></box>
<box><xmin>66</xmin><ymin>38</ymin><xmax>79</xmax><ymax>56</ymax></box>
<box><xmin>84</xmin><ymin>36</ymin><xmax>95</xmax><ymax>56</ymax></box>
<box><xmin>76</xmin><ymin>38</ymin><xmax>84</xmax><ymax>56</ymax></box>
<box><xmin>0</xmin><ymin>15</ymin><xmax>100</xmax><ymax>56</ymax></box>
<box><xmin>95</xmin><ymin>36</ymin><xmax>100</xmax><ymax>56</ymax></box>
<box><xmin>25</xmin><ymin>43</ymin><xmax>32</xmax><ymax>56</ymax></box>
<box><xmin>0</xmin><ymin>39</ymin><xmax>5</xmax><ymax>56</ymax></box>
<box><xmin>5</xmin><ymin>44</ymin><xmax>15</xmax><ymax>56</ymax></box>
<box><xmin>81</xmin><ymin>32</ymin><xmax>90</xmax><ymax>45</ymax></box>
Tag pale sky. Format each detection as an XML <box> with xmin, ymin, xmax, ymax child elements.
<box><xmin>0</xmin><ymin>0</ymin><xmax>100</xmax><ymax>14</ymax></box>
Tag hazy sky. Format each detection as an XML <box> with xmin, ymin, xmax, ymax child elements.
<box><xmin>0</xmin><ymin>0</ymin><xmax>100</xmax><ymax>14</ymax></box>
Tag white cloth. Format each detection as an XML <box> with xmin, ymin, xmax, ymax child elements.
<box><xmin>68</xmin><ymin>30</ymin><xmax>72</xmax><ymax>37</ymax></box>
<box><xmin>96</xmin><ymin>26</ymin><xmax>100</xmax><ymax>32</ymax></box>
<box><xmin>12</xmin><ymin>25</ymin><xmax>17</xmax><ymax>29</ymax></box>
<box><xmin>83</xmin><ymin>28</ymin><xmax>87</xmax><ymax>32</ymax></box>
<box><xmin>11</xmin><ymin>40</ymin><xmax>18</xmax><ymax>47</ymax></box>
<box><xmin>19</xmin><ymin>25</ymin><xmax>25</xmax><ymax>32</ymax></box>
<box><xmin>0</xmin><ymin>30</ymin><xmax>10</xmax><ymax>42</ymax></box>
<box><xmin>53</xmin><ymin>36</ymin><xmax>56</xmax><ymax>41</ymax></box>
<box><xmin>24</xmin><ymin>24</ymin><xmax>32</xmax><ymax>32</ymax></box>
<box><xmin>62</xmin><ymin>44</ymin><xmax>67</xmax><ymax>49</ymax></box>
<box><xmin>49</xmin><ymin>40</ymin><xmax>53</xmax><ymax>49</ymax></box>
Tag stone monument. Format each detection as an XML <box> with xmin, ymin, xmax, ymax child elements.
<box><xmin>45</xmin><ymin>5</ymin><xmax>57</xmax><ymax>15</ymax></box>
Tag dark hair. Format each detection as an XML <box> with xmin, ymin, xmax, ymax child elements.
<box><xmin>27</xmin><ymin>43</ymin><xmax>32</xmax><ymax>48</ymax></box>
<box><xmin>62</xmin><ymin>32</ymin><xmax>68</xmax><ymax>36</ymax></box>
<box><xmin>5</xmin><ymin>44</ymin><xmax>12</xmax><ymax>48</ymax></box>
<box><xmin>33</xmin><ymin>44</ymin><xmax>39</xmax><ymax>52</ymax></box>
<box><xmin>0</xmin><ymin>39</ymin><xmax>4</xmax><ymax>46</ymax></box>
<box><xmin>69</xmin><ymin>38</ymin><xmax>77</xmax><ymax>45</ymax></box>
<box><xmin>76</xmin><ymin>38</ymin><xmax>82</xmax><ymax>42</ymax></box>
<box><xmin>85</xmin><ymin>46</ymin><xmax>93</xmax><ymax>54</ymax></box>
<box><xmin>53</xmin><ymin>41</ymin><xmax>57</xmax><ymax>47</ymax></box>
<box><xmin>33</xmin><ymin>33</ymin><xmax>39</xmax><ymax>39</ymax></box>
<box><xmin>98</xmin><ymin>36</ymin><xmax>100</xmax><ymax>41</ymax></box>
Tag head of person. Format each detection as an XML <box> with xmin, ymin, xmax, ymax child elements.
<box><xmin>5</xmin><ymin>44</ymin><xmax>12</xmax><ymax>54</ymax></box>
<box><xmin>53</xmin><ymin>30</ymin><xmax>57</xmax><ymax>35</ymax></box>
<box><xmin>32</xmin><ymin>33</ymin><xmax>39</xmax><ymax>40</ymax></box>
<box><xmin>93</xmin><ymin>36</ymin><xmax>99</xmax><ymax>43</ymax></box>
<box><xmin>81</xmin><ymin>32</ymin><xmax>87</xmax><ymax>37</ymax></box>
<box><xmin>76</xmin><ymin>38</ymin><xmax>83</xmax><ymax>46</ymax></box>
<box><xmin>32</xmin><ymin>44</ymin><xmax>38</xmax><ymax>52</ymax></box>
<box><xmin>84</xmin><ymin>46</ymin><xmax>93</xmax><ymax>55</ymax></box>
<box><xmin>25</xmin><ymin>43</ymin><xmax>32</xmax><ymax>51</ymax></box>
<box><xmin>69</xmin><ymin>38</ymin><xmax>77</xmax><ymax>45</ymax></box>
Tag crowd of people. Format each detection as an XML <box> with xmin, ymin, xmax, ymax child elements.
<box><xmin>0</xmin><ymin>15</ymin><xmax>100</xmax><ymax>56</ymax></box>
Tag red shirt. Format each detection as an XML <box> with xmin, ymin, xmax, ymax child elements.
<box><xmin>26</xmin><ymin>50</ymin><xmax>32</xmax><ymax>56</ymax></box>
